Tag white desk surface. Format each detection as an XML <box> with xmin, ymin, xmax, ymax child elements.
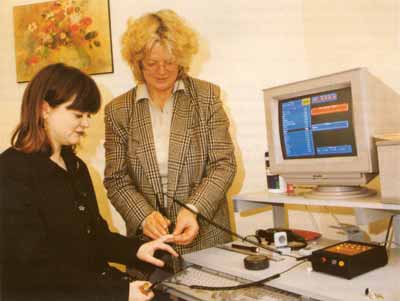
<box><xmin>183</xmin><ymin>246</ymin><xmax>400</xmax><ymax>301</ymax></box>
<box><xmin>233</xmin><ymin>190</ymin><xmax>400</xmax><ymax>211</ymax></box>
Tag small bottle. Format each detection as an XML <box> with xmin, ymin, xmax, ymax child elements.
<box><xmin>286</xmin><ymin>183</ymin><xmax>295</xmax><ymax>195</ymax></box>
<box><xmin>265</xmin><ymin>151</ymin><xmax>286</xmax><ymax>193</ymax></box>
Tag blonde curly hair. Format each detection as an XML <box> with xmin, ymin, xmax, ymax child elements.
<box><xmin>121</xmin><ymin>10</ymin><xmax>199</xmax><ymax>83</ymax></box>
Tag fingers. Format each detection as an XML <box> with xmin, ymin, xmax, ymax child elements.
<box><xmin>173</xmin><ymin>221</ymin><xmax>199</xmax><ymax>245</ymax></box>
<box><xmin>156</xmin><ymin>234</ymin><xmax>174</xmax><ymax>243</ymax></box>
<box><xmin>155</xmin><ymin>241</ymin><xmax>179</xmax><ymax>257</ymax></box>
<box><xmin>160</xmin><ymin>234</ymin><xmax>175</xmax><ymax>243</ymax></box>
<box><xmin>136</xmin><ymin>235</ymin><xmax>179</xmax><ymax>266</ymax></box>
<box><xmin>143</xmin><ymin>212</ymin><xmax>171</xmax><ymax>239</ymax></box>
<box><xmin>172</xmin><ymin>220</ymin><xmax>185</xmax><ymax>236</ymax></box>
<box><xmin>172</xmin><ymin>208</ymin><xmax>194</xmax><ymax>236</ymax></box>
<box><xmin>138</xmin><ymin>281</ymin><xmax>153</xmax><ymax>295</ymax></box>
<box><xmin>129</xmin><ymin>281</ymin><xmax>154</xmax><ymax>301</ymax></box>
<box><xmin>142</xmin><ymin>255</ymin><xmax>165</xmax><ymax>267</ymax></box>
<box><xmin>143</xmin><ymin>228</ymin><xmax>161</xmax><ymax>240</ymax></box>
<box><xmin>144</xmin><ymin>208</ymin><xmax>199</xmax><ymax>245</ymax></box>
<box><xmin>142</xmin><ymin>241</ymin><xmax>178</xmax><ymax>266</ymax></box>
<box><xmin>174</xmin><ymin>227</ymin><xmax>198</xmax><ymax>245</ymax></box>
<box><xmin>172</xmin><ymin>208</ymin><xmax>199</xmax><ymax>245</ymax></box>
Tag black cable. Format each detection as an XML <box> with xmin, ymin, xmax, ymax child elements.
<box><xmin>154</xmin><ymin>194</ymin><xmax>176</xmax><ymax>233</ymax></box>
<box><xmin>172</xmin><ymin>197</ymin><xmax>283</xmax><ymax>255</ymax></box>
<box><xmin>190</xmin><ymin>274</ymin><xmax>280</xmax><ymax>291</ymax></box>
<box><xmin>149</xmin><ymin>196</ymin><xmax>305</xmax><ymax>291</ymax></box>
<box><xmin>164</xmin><ymin>260</ymin><xmax>307</xmax><ymax>291</ymax></box>
<box><xmin>155</xmin><ymin>194</ymin><xmax>168</xmax><ymax>218</ymax></box>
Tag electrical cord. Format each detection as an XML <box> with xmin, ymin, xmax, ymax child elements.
<box><xmin>305</xmin><ymin>205</ymin><xmax>320</xmax><ymax>233</ymax></box>
<box><xmin>325</xmin><ymin>206</ymin><xmax>342</xmax><ymax>228</ymax></box>
<box><xmin>155</xmin><ymin>195</ymin><xmax>175</xmax><ymax>233</ymax></box>
<box><xmin>164</xmin><ymin>260</ymin><xmax>307</xmax><ymax>291</ymax></box>
<box><xmin>149</xmin><ymin>196</ymin><xmax>307</xmax><ymax>291</ymax></box>
<box><xmin>392</xmin><ymin>241</ymin><xmax>400</xmax><ymax>247</ymax></box>
<box><xmin>384</xmin><ymin>214</ymin><xmax>395</xmax><ymax>248</ymax></box>
<box><xmin>171</xmin><ymin>197</ymin><xmax>286</xmax><ymax>256</ymax></box>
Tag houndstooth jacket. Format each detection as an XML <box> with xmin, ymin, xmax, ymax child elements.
<box><xmin>104</xmin><ymin>76</ymin><xmax>237</xmax><ymax>255</ymax></box>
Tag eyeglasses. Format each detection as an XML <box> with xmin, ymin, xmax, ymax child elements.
<box><xmin>141</xmin><ymin>60</ymin><xmax>178</xmax><ymax>73</ymax></box>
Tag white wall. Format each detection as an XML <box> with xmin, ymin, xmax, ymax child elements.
<box><xmin>1</xmin><ymin>0</ymin><xmax>399</xmax><ymax>241</ymax></box>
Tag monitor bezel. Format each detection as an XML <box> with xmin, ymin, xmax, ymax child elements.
<box><xmin>264</xmin><ymin>68</ymin><xmax>375</xmax><ymax>178</ymax></box>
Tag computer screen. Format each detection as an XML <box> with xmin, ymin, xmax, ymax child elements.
<box><xmin>279</xmin><ymin>87</ymin><xmax>357</xmax><ymax>159</ymax></box>
<box><xmin>264</xmin><ymin>68</ymin><xmax>400</xmax><ymax>199</ymax></box>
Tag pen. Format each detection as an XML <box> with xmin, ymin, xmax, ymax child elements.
<box><xmin>231</xmin><ymin>243</ymin><xmax>259</xmax><ymax>253</ymax></box>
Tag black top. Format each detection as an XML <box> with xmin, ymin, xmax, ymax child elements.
<box><xmin>0</xmin><ymin>147</ymin><xmax>153</xmax><ymax>301</ymax></box>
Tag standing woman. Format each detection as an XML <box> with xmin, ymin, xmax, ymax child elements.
<box><xmin>104</xmin><ymin>9</ymin><xmax>237</xmax><ymax>267</ymax></box>
<box><xmin>0</xmin><ymin>63</ymin><xmax>178</xmax><ymax>301</ymax></box>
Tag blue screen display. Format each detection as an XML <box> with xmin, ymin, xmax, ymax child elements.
<box><xmin>279</xmin><ymin>87</ymin><xmax>357</xmax><ymax>159</ymax></box>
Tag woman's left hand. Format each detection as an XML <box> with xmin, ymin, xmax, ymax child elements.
<box><xmin>129</xmin><ymin>281</ymin><xmax>154</xmax><ymax>301</ymax></box>
<box><xmin>172</xmin><ymin>208</ymin><xmax>199</xmax><ymax>245</ymax></box>
<box><xmin>136</xmin><ymin>235</ymin><xmax>178</xmax><ymax>267</ymax></box>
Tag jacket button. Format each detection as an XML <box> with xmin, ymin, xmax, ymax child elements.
<box><xmin>87</xmin><ymin>226</ymin><xmax>91</xmax><ymax>234</ymax></box>
<box><xmin>78</xmin><ymin>205</ymin><xmax>86</xmax><ymax>212</ymax></box>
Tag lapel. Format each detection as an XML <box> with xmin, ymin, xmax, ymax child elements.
<box><xmin>130</xmin><ymin>79</ymin><xmax>195</xmax><ymax>202</ymax></box>
<box><xmin>167</xmin><ymin>86</ymin><xmax>194</xmax><ymax>201</ymax></box>
<box><xmin>131</xmin><ymin>96</ymin><xmax>163</xmax><ymax>197</ymax></box>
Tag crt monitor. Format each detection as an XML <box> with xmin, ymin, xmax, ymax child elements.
<box><xmin>264</xmin><ymin>68</ymin><xmax>400</xmax><ymax>199</ymax></box>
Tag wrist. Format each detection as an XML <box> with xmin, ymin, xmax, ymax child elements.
<box><xmin>140</xmin><ymin>218</ymin><xmax>146</xmax><ymax>229</ymax></box>
<box><xmin>186</xmin><ymin>204</ymin><xmax>199</xmax><ymax>214</ymax></box>
<box><xmin>140</xmin><ymin>210</ymin><xmax>155</xmax><ymax>230</ymax></box>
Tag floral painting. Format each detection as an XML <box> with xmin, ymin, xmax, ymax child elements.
<box><xmin>13</xmin><ymin>0</ymin><xmax>113</xmax><ymax>82</ymax></box>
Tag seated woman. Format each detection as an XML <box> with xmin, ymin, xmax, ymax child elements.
<box><xmin>0</xmin><ymin>63</ymin><xmax>177</xmax><ymax>301</ymax></box>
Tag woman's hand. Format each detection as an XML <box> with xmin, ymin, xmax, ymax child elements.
<box><xmin>128</xmin><ymin>281</ymin><xmax>154</xmax><ymax>301</ymax></box>
<box><xmin>173</xmin><ymin>208</ymin><xmax>199</xmax><ymax>245</ymax></box>
<box><xmin>136</xmin><ymin>235</ymin><xmax>178</xmax><ymax>267</ymax></box>
<box><xmin>143</xmin><ymin>211</ymin><xmax>171</xmax><ymax>239</ymax></box>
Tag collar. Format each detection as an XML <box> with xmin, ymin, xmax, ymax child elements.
<box><xmin>134</xmin><ymin>80</ymin><xmax>185</xmax><ymax>103</ymax></box>
<box><xmin>25</xmin><ymin>148</ymin><xmax>78</xmax><ymax>178</ymax></box>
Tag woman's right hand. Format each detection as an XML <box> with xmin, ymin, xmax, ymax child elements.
<box><xmin>137</xmin><ymin>235</ymin><xmax>178</xmax><ymax>267</ymax></box>
<box><xmin>128</xmin><ymin>281</ymin><xmax>154</xmax><ymax>301</ymax></box>
<box><xmin>143</xmin><ymin>211</ymin><xmax>171</xmax><ymax>239</ymax></box>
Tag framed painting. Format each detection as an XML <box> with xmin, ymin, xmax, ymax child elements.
<box><xmin>13</xmin><ymin>0</ymin><xmax>113</xmax><ymax>83</ymax></box>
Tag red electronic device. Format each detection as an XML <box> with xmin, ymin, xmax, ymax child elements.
<box><xmin>291</xmin><ymin>229</ymin><xmax>321</xmax><ymax>241</ymax></box>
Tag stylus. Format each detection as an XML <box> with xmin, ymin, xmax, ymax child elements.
<box><xmin>231</xmin><ymin>243</ymin><xmax>259</xmax><ymax>253</ymax></box>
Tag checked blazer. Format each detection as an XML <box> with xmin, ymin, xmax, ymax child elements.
<box><xmin>104</xmin><ymin>76</ymin><xmax>237</xmax><ymax>255</ymax></box>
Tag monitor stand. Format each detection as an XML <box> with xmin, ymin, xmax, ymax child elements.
<box><xmin>304</xmin><ymin>185</ymin><xmax>376</xmax><ymax>200</ymax></box>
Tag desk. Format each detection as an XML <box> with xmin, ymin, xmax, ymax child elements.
<box><xmin>232</xmin><ymin>190</ymin><xmax>400</xmax><ymax>243</ymax></box>
<box><xmin>181</xmin><ymin>245</ymin><xmax>400</xmax><ymax>301</ymax></box>
<box><xmin>163</xmin><ymin>191</ymin><xmax>400</xmax><ymax>300</ymax></box>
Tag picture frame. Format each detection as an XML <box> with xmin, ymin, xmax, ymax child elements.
<box><xmin>13</xmin><ymin>0</ymin><xmax>113</xmax><ymax>83</ymax></box>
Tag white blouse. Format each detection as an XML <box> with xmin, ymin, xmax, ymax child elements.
<box><xmin>135</xmin><ymin>81</ymin><xmax>184</xmax><ymax>207</ymax></box>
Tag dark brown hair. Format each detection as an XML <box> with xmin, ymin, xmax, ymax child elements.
<box><xmin>11</xmin><ymin>63</ymin><xmax>101</xmax><ymax>153</ymax></box>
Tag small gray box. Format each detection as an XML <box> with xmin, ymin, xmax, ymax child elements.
<box><xmin>377</xmin><ymin>139</ymin><xmax>400</xmax><ymax>204</ymax></box>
